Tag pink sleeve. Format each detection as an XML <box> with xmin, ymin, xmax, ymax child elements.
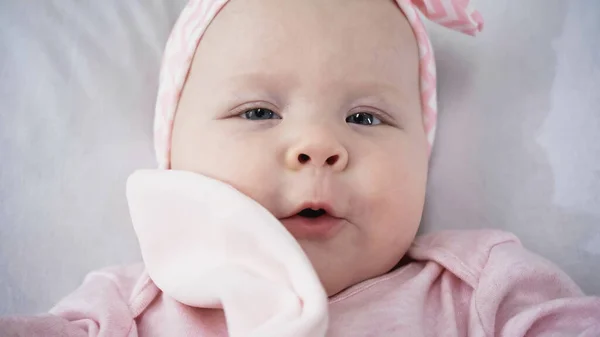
<box><xmin>474</xmin><ymin>241</ymin><xmax>600</xmax><ymax>336</ymax></box>
<box><xmin>0</xmin><ymin>266</ymin><xmax>142</xmax><ymax>337</ymax></box>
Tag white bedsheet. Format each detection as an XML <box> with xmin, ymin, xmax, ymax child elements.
<box><xmin>1</xmin><ymin>0</ymin><xmax>599</xmax><ymax>315</ymax></box>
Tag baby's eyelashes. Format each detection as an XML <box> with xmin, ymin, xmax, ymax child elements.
<box><xmin>237</xmin><ymin>107</ymin><xmax>386</xmax><ymax>127</ymax></box>
<box><xmin>240</xmin><ymin>108</ymin><xmax>282</xmax><ymax>120</ymax></box>
<box><xmin>346</xmin><ymin>112</ymin><xmax>382</xmax><ymax>126</ymax></box>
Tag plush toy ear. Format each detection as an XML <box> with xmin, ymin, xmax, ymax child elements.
<box><xmin>409</xmin><ymin>0</ymin><xmax>484</xmax><ymax>36</ymax></box>
<box><xmin>126</xmin><ymin>169</ymin><xmax>328</xmax><ymax>337</ymax></box>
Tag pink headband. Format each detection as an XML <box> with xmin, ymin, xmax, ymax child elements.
<box><xmin>154</xmin><ymin>0</ymin><xmax>483</xmax><ymax>169</ymax></box>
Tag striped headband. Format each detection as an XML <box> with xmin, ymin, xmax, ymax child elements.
<box><xmin>154</xmin><ymin>0</ymin><xmax>483</xmax><ymax>169</ymax></box>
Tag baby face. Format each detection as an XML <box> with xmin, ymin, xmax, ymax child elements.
<box><xmin>171</xmin><ymin>0</ymin><xmax>428</xmax><ymax>295</ymax></box>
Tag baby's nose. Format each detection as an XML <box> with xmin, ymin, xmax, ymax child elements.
<box><xmin>285</xmin><ymin>135</ymin><xmax>349</xmax><ymax>172</ymax></box>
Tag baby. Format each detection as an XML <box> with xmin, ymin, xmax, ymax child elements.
<box><xmin>2</xmin><ymin>0</ymin><xmax>600</xmax><ymax>336</ymax></box>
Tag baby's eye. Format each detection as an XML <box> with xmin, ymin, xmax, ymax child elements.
<box><xmin>346</xmin><ymin>112</ymin><xmax>382</xmax><ymax>126</ymax></box>
<box><xmin>240</xmin><ymin>108</ymin><xmax>281</xmax><ymax>120</ymax></box>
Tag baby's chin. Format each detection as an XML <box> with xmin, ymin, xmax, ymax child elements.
<box><xmin>296</xmin><ymin>232</ymin><xmax>407</xmax><ymax>297</ymax></box>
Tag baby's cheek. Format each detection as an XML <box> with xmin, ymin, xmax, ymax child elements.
<box><xmin>173</xmin><ymin>126</ymin><xmax>249</xmax><ymax>179</ymax></box>
<box><xmin>358</xmin><ymin>149</ymin><xmax>425</xmax><ymax>251</ymax></box>
<box><xmin>360</xmin><ymin>147</ymin><xmax>423</xmax><ymax>204</ymax></box>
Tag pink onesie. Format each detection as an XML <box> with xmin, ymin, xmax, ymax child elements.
<box><xmin>1</xmin><ymin>170</ymin><xmax>599</xmax><ymax>336</ymax></box>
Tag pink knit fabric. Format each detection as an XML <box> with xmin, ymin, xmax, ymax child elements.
<box><xmin>153</xmin><ymin>0</ymin><xmax>484</xmax><ymax>169</ymax></box>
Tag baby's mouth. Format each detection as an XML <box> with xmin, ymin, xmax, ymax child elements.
<box><xmin>281</xmin><ymin>207</ymin><xmax>343</xmax><ymax>240</ymax></box>
<box><xmin>297</xmin><ymin>208</ymin><xmax>327</xmax><ymax>219</ymax></box>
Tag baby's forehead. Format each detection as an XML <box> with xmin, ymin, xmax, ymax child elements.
<box><xmin>206</xmin><ymin>0</ymin><xmax>416</xmax><ymax>57</ymax></box>
<box><xmin>190</xmin><ymin>0</ymin><xmax>419</xmax><ymax>97</ymax></box>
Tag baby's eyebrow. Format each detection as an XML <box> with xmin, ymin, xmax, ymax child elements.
<box><xmin>344</xmin><ymin>81</ymin><xmax>412</xmax><ymax>111</ymax></box>
<box><xmin>224</xmin><ymin>72</ymin><xmax>297</xmax><ymax>93</ymax></box>
<box><xmin>350</xmin><ymin>80</ymin><xmax>410</xmax><ymax>99</ymax></box>
<box><xmin>222</xmin><ymin>72</ymin><xmax>413</xmax><ymax>116</ymax></box>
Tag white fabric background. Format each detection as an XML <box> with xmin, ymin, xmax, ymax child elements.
<box><xmin>1</xmin><ymin>0</ymin><xmax>599</xmax><ymax>315</ymax></box>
